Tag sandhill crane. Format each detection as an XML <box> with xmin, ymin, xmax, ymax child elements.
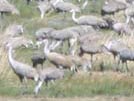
<box><xmin>42</xmin><ymin>39</ymin><xmax>92</xmax><ymax>72</ymax></box>
<box><xmin>125</xmin><ymin>5</ymin><xmax>134</xmax><ymax>24</ymax></box>
<box><xmin>65</xmin><ymin>25</ymin><xmax>95</xmax><ymax>36</ymax></box>
<box><xmin>78</xmin><ymin>34</ymin><xmax>106</xmax><ymax>63</ymax></box>
<box><xmin>79</xmin><ymin>42</ymin><xmax>106</xmax><ymax>63</ymax></box>
<box><xmin>104</xmin><ymin>39</ymin><xmax>129</xmax><ymax>66</ymax></box>
<box><xmin>35</xmin><ymin>27</ymin><xmax>55</xmax><ymax>41</ymax></box>
<box><xmin>43</xmin><ymin>39</ymin><xmax>77</xmax><ymax>71</ymax></box>
<box><xmin>51</xmin><ymin>0</ymin><xmax>80</xmax><ymax>19</ymax></box>
<box><xmin>101</xmin><ymin>0</ymin><xmax>126</xmax><ymax>16</ymax></box>
<box><xmin>34</xmin><ymin>67</ymin><xmax>64</xmax><ymax>95</ymax></box>
<box><xmin>126</xmin><ymin>0</ymin><xmax>134</xmax><ymax>4</ymax></box>
<box><xmin>3</xmin><ymin>36</ymin><xmax>33</xmax><ymax>49</ymax></box>
<box><xmin>35</xmin><ymin>25</ymin><xmax>94</xmax><ymax>41</ymax></box>
<box><xmin>7</xmin><ymin>46</ymin><xmax>39</xmax><ymax>94</ymax></box>
<box><xmin>117</xmin><ymin>49</ymin><xmax>134</xmax><ymax>72</ymax></box>
<box><xmin>0</xmin><ymin>24</ymin><xmax>23</xmax><ymax>47</ymax></box>
<box><xmin>112</xmin><ymin>22</ymin><xmax>133</xmax><ymax>36</ymax></box>
<box><xmin>37</xmin><ymin>1</ymin><xmax>52</xmax><ymax>19</ymax></box>
<box><xmin>71</xmin><ymin>10</ymin><xmax>108</xmax><ymax>29</ymax></box>
<box><xmin>35</xmin><ymin>26</ymin><xmax>95</xmax><ymax>51</ymax></box>
<box><xmin>4</xmin><ymin>24</ymin><xmax>24</xmax><ymax>37</ymax></box>
<box><xmin>0</xmin><ymin>0</ymin><xmax>20</xmax><ymax>17</ymax></box>
<box><xmin>45</xmin><ymin>28</ymin><xmax>79</xmax><ymax>55</ymax></box>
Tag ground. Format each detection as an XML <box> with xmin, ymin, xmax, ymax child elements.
<box><xmin>0</xmin><ymin>96</ymin><xmax>134</xmax><ymax>101</ymax></box>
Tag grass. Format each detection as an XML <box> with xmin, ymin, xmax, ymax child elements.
<box><xmin>0</xmin><ymin>72</ymin><xmax>134</xmax><ymax>97</ymax></box>
<box><xmin>0</xmin><ymin>0</ymin><xmax>134</xmax><ymax>98</ymax></box>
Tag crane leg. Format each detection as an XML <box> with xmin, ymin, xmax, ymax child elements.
<box><xmin>90</xmin><ymin>54</ymin><xmax>94</xmax><ymax>69</ymax></box>
<box><xmin>117</xmin><ymin>56</ymin><xmax>121</xmax><ymax>72</ymax></box>
<box><xmin>126</xmin><ymin>16</ymin><xmax>130</xmax><ymax>24</ymax></box>
<box><xmin>49</xmin><ymin>40</ymin><xmax>62</xmax><ymax>50</ymax></box>
<box><xmin>34</xmin><ymin>80</ymin><xmax>43</xmax><ymax>95</ymax></box>
<box><xmin>41</xmin><ymin>11</ymin><xmax>45</xmax><ymax>19</ymax></box>
<box><xmin>0</xmin><ymin>12</ymin><xmax>4</xmax><ymax>19</ymax></box>
<box><xmin>125</xmin><ymin>61</ymin><xmax>129</xmax><ymax>72</ymax></box>
<box><xmin>63</xmin><ymin>12</ymin><xmax>66</xmax><ymax>21</ymax></box>
<box><xmin>69</xmin><ymin>38</ymin><xmax>77</xmax><ymax>56</ymax></box>
<box><xmin>19</xmin><ymin>77</ymin><xmax>27</xmax><ymax>95</ymax></box>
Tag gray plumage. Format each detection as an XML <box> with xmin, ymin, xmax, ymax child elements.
<box><xmin>65</xmin><ymin>25</ymin><xmax>96</xmax><ymax>36</ymax></box>
<box><xmin>101</xmin><ymin>0</ymin><xmax>126</xmax><ymax>16</ymax></box>
<box><xmin>125</xmin><ymin>5</ymin><xmax>134</xmax><ymax>24</ymax></box>
<box><xmin>118</xmin><ymin>49</ymin><xmax>134</xmax><ymax>72</ymax></box>
<box><xmin>35</xmin><ymin>27</ymin><xmax>55</xmax><ymax>41</ymax></box>
<box><xmin>79</xmin><ymin>34</ymin><xmax>105</xmax><ymax>62</ymax></box>
<box><xmin>71</xmin><ymin>10</ymin><xmax>108</xmax><ymax>29</ymax></box>
<box><xmin>52</xmin><ymin>0</ymin><xmax>80</xmax><ymax>13</ymax></box>
<box><xmin>7</xmin><ymin>46</ymin><xmax>39</xmax><ymax>93</ymax></box>
<box><xmin>0</xmin><ymin>0</ymin><xmax>20</xmax><ymax>16</ymax></box>
<box><xmin>79</xmin><ymin>33</ymin><xmax>101</xmax><ymax>45</ymax></box>
<box><xmin>43</xmin><ymin>39</ymin><xmax>91</xmax><ymax>72</ymax></box>
<box><xmin>112</xmin><ymin>22</ymin><xmax>133</xmax><ymax>36</ymax></box>
<box><xmin>48</xmin><ymin>29</ymin><xmax>78</xmax><ymax>40</ymax></box>
<box><xmin>46</xmin><ymin>28</ymin><xmax>79</xmax><ymax>55</ymax></box>
<box><xmin>5</xmin><ymin>37</ymin><xmax>33</xmax><ymax>49</ymax></box>
<box><xmin>34</xmin><ymin>67</ymin><xmax>64</xmax><ymax>95</ymax></box>
<box><xmin>31</xmin><ymin>52</ymin><xmax>46</xmax><ymax>67</ymax></box>
<box><xmin>104</xmin><ymin>39</ymin><xmax>129</xmax><ymax>61</ymax></box>
<box><xmin>37</xmin><ymin>1</ymin><xmax>52</xmax><ymax>19</ymax></box>
<box><xmin>4</xmin><ymin>24</ymin><xmax>24</xmax><ymax>37</ymax></box>
<box><xmin>126</xmin><ymin>0</ymin><xmax>134</xmax><ymax>4</ymax></box>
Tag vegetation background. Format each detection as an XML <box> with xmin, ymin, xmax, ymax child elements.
<box><xmin>0</xmin><ymin>0</ymin><xmax>134</xmax><ymax>100</ymax></box>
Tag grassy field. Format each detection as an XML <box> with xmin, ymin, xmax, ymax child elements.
<box><xmin>0</xmin><ymin>0</ymin><xmax>134</xmax><ymax>99</ymax></box>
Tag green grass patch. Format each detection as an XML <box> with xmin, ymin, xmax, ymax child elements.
<box><xmin>0</xmin><ymin>73</ymin><xmax>134</xmax><ymax>97</ymax></box>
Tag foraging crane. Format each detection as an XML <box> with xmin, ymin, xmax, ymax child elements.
<box><xmin>112</xmin><ymin>22</ymin><xmax>133</xmax><ymax>36</ymax></box>
<box><xmin>101</xmin><ymin>0</ymin><xmax>126</xmax><ymax>16</ymax></box>
<box><xmin>125</xmin><ymin>0</ymin><xmax>134</xmax><ymax>4</ymax></box>
<box><xmin>51</xmin><ymin>0</ymin><xmax>80</xmax><ymax>19</ymax></box>
<box><xmin>45</xmin><ymin>28</ymin><xmax>79</xmax><ymax>55</ymax></box>
<box><xmin>125</xmin><ymin>5</ymin><xmax>134</xmax><ymax>24</ymax></box>
<box><xmin>118</xmin><ymin>49</ymin><xmax>134</xmax><ymax>72</ymax></box>
<box><xmin>43</xmin><ymin>39</ymin><xmax>77</xmax><ymax>71</ymax></box>
<box><xmin>35</xmin><ymin>27</ymin><xmax>55</xmax><ymax>44</ymax></box>
<box><xmin>42</xmin><ymin>39</ymin><xmax>91</xmax><ymax>72</ymax></box>
<box><xmin>7</xmin><ymin>46</ymin><xmax>39</xmax><ymax>94</ymax></box>
<box><xmin>0</xmin><ymin>0</ymin><xmax>20</xmax><ymax>17</ymax></box>
<box><xmin>65</xmin><ymin>25</ymin><xmax>95</xmax><ymax>36</ymax></box>
<box><xmin>3</xmin><ymin>37</ymin><xmax>33</xmax><ymax>49</ymax></box>
<box><xmin>71</xmin><ymin>10</ymin><xmax>108</xmax><ymax>29</ymax></box>
<box><xmin>104</xmin><ymin>39</ymin><xmax>129</xmax><ymax>66</ymax></box>
<box><xmin>78</xmin><ymin>34</ymin><xmax>106</xmax><ymax>63</ymax></box>
<box><xmin>35</xmin><ymin>26</ymin><xmax>95</xmax><ymax>51</ymax></box>
<box><xmin>37</xmin><ymin>1</ymin><xmax>52</xmax><ymax>19</ymax></box>
<box><xmin>4</xmin><ymin>24</ymin><xmax>24</xmax><ymax>37</ymax></box>
<box><xmin>34</xmin><ymin>67</ymin><xmax>64</xmax><ymax>95</ymax></box>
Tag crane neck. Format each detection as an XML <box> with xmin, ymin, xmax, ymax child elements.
<box><xmin>8</xmin><ymin>47</ymin><xmax>16</xmax><ymax>70</ymax></box>
<box><xmin>53</xmin><ymin>0</ymin><xmax>61</xmax><ymax>6</ymax></box>
<box><xmin>82</xmin><ymin>0</ymin><xmax>88</xmax><ymax>9</ymax></box>
<box><xmin>72</xmin><ymin>11</ymin><xmax>78</xmax><ymax>23</ymax></box>
<box><xmin>43</xmin><ymin>39</ymin><xmax>50</xmax><ymax>56</ymax></box>
<box><xmin>104</xmin><ymin>41</ymin><xmax>112</xmax><ymax>51</ymax></box>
